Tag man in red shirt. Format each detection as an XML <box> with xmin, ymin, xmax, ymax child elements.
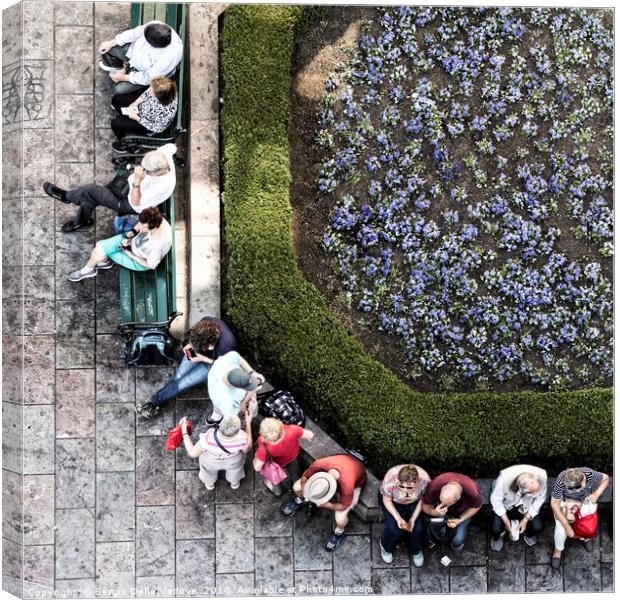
<box><xmin>421</xmin><ymin>472</ymin><xmax>483</xmax><ymax>552</ymax></box>
<box><xmin>281</xmin><ymin>454</ymin><xmax>367</xmax><ymax>551</ymax></box>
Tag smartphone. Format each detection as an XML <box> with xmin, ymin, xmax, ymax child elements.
<box><xmin>430</xmin><ymin>517</ymin><xmax>445</xmax><ymax>523</ymax></box>
<box><xmin>185</xmin><ymin>348</ymin><xmax>197</xmax><ymax>360</ymax></box>
<box><xmin>118</xmin><ymin>245</ymin><xmax>127</xmax><ymax>252</ymax></box>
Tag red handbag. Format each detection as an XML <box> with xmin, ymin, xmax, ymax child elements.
<box><xmin>166</xmin><ymin>421</ymin><xmax>192</xmax><ymax>451</ymax></box>
<box><xmin>572</xmin><ymin>510</ymin><xmax>599</xmax><ymax>539</ymax></box>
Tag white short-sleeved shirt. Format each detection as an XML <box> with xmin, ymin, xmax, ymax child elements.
<box><xmin>127</xmin><ymin>143</ymin><xmax>176</xmax><ymax>212</ymax></box>
<box><xmin>207</xmin><ymin>351</ymin><xmax>246</xmax><ymax>415</ymax></box>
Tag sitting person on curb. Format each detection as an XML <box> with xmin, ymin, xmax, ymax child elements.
<box><xmin>550</xmin><ymin>466</ymin><xmax>609</xmax><ymax>570</ymax></box>
<box><xmin>253</xmin><ymin>418</ymin><xmax>315</xmax><ymax>497</ymax></box>
<box><xmin>43</xmin><ymin>143</ymin><xmax>177</xmax><ymax>233</ymax></box>
<box><xmin>98</xmin><ymin>21</ymin><xmax>183</xmax><ymax>97</ymax></box>
<box><xmin>206</xmin><ymin>350</ymin><xmax>265</xmax><ymax>423</ymax></box>
<box><xmin>136</xmin><ymin>316</ymin><xmax>237</xmax><ymax>419</ymax></box>
<box><xmin>111</xmin><ymin>77</ymin><xmax>178</xmax><ymax>147</ymax></box>
<box><xmin>378</xmin><ymin>464</ymin><xmax>431</xmax><ymax>568</ymax></box>
<box><xmin>421</xmin><ymin>471</ymin><xmax>483</xmax><ymax>552</ymax></box>
<box><xmin>179</xmin><ymin>413</ymin><xmax>252</xmax><ymax>491</ymax></box>
<box><xmin>490</xmin><ymin>464</ymin><xmax>547</xmax><ymax>552</ymax></box>
<box><xmin>67</xmin><ymin>207</ymin><xmax>171</xmax><ymax>282</ymax></box>
<box><xmin>281</xmin><ymin>453</ymin><xmax>367</xmax><ymax>552</ymax></box>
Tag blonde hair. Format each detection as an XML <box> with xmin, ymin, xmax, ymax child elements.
<box><xmin>259</xmin><ymin>418</ymin><xmax>284</xmax><ymax>444</ymax></box>
<box><xmin>150</xmin><ymin>77</ymin><xmax>177</xmax><ymax>106</ymax></box>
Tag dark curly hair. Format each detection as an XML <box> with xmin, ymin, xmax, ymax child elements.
<box><xmin>189</xmin><ymin>320</ymin><xmax>220</xmax><ymax>354</ymax></box>
<box><xmin>138</xmin><ymin>207</ymin><xmax>164</xmax><ymax>230</ymax></box>
<box><xmin>144</xmin><ymin>23</ymin><xmax>171</xmax><ymax>48</ymax></box>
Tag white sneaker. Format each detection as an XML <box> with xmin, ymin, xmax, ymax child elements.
<box><xmin>98</xmin><ymin>60</ymin><xmax>118</xmax><ymax>73</ymax></box>
<box><xmin>412</xmin><ymin>551</ymin><xmax>424</xmax><ymax>568</ymax></box>
<box><xmin>205</xmin><ymin>483</ymin><xmax>215</xmax><ymax>491</ymax></box>
<box><xmin>230</xmin><ymin>481</ymin><xmax>240</xmax><ymax>490</ymax></box>
<box><xmin>490</xmin><ymin>537</ymin><xmax>504</xmax><ymax>552</ymax></box>
<box><xmin>379</xmin><ymin>540</ymin><xmax>393</xmax><ymax>564</ymax></box>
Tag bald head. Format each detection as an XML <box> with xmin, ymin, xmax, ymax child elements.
<box><xmin>439</xmin><ymin>483</ymin><xmax>462</xmax><ymax>506</ymax></box>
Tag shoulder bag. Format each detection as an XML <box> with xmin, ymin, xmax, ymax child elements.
<box><xmin>259</xmin><ymin>442</ymin><xmax>288</xmax><ymax>485</ymax></box>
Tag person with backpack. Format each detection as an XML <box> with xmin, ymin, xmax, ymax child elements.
<box><xmin>253</xmin><ymin>418</ymin><xmax>315</xmax><ymax>497</ymax></box>
<box><xmin>421</xmin><ymin>472</ymin><xmax>483</xmax><ymax>552</ymax></box>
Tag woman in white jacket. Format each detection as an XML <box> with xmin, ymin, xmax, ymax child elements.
<box><xmin>490</xmin><ymin>464</ymin><xmax>547</xmax><ymax>551</ymax></box>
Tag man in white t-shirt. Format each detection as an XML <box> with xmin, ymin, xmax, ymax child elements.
<box><xmin>42</xmin><ymin>144</ymin><xmax>177</xmax><ymax>233</ymax></box>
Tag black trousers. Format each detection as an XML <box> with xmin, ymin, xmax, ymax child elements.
<box><xmin>491</xmin><ymin>507</ymin><xmax>544</xmax><ymax>540</ymax></box>
<box><xmin>102</xmin><ymin>44</ymin><xmax>149</xmax><ymax>97</ymax></box>
<box><xmin>111</xmin><ymin>115</ymin><xmax>149</xmax><ymax>140</ymax></box>
<box><xmin>65</xmin><ymin>175</ymin><xmax>134</xmax><ymax>225</ymax></box>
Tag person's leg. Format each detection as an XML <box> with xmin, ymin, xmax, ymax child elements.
<box><xmin>334</xmin><ymin>487</ymin><xmax>362</xmax><ymax>533</ymax></box>
<box><xmin>451</xmin><ymin>517</ymin><xmax>472</xmax><ymax>550</ymax></box>
<box><xmin>111</xmin><ymin>115</ymin><xmax>149</xmax><ymax>140</ymax></box>
<box><xmin>409</xmin><ymin>507</ymin><xmax>427</xmax><ymax>556</ymax></box>
<box><xmin>198</xmin><ymin>461</ymin><xmax>220</xmax><ymax>489</ymax></box>
<box><xmin>224</xmin><ymin>454</ymin><xmax>246</xmax><ymax>487</ymax></box>
<box><xmin>553</xmin><ymin>519</ymin><xmax>567</xmax><ymax>553</ymax></box>
<box><xmin>490</xmin><ymin>513</ymin><xmax>505</xmax><ymax>541</ymax></box>
<box><xmin>527</xmin><ymin>514</ymin><xmax>544</xmax><ymax>537</ymax></box>
<box><xmin>379</xmin><ymin>499</ymin><xmax>405</xmax><ymax>553</ymax></box>
<box><xmin>65</xmin><ymin>184</ymin><xmax>125</xmax><ymax>225</ymax></box>
<box><xmin>150</xmin><ymin>357</ymin><xmax>211</xmax><ymax>408</ymax></box>
<box><xmin>111</xmin><ymin>88</ymin><xmax>145</xmax><ymax>113</ymax></box>
<box><xmin>113</xmin><ymin>81</ymin><xmax>148</xmax><ymax>97</ymax></box>
<box><xmin>101</xmin><ymin>43</ymin><xmax>129</xmax><ymax>68</ymax></box>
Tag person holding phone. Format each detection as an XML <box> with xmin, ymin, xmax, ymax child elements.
<box><xmin>136</xmin><ymin>317</ymin><xmax>238</xmax><ymax>419</ymax></box>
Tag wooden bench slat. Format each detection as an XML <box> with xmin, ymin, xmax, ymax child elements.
<box><xmin>130</xmin><ymin>3</ymin><xmax>141</xmax><ymax>27</ymax></box>
<box><xmin>132</xmin><ymin>271</ymin><xmax>148</xmax><ymax>323</ymax></box>
<box><xmin>154</xmin><ymin>3</ymin><xmax>167</xmax><ymax>23</ymax></box>
<box><xmin>142</xmin><ymin>3</ymin><xmax>156</xmax><ymax>23</ymax></box>
<box><xmin>119</xmin><ymin>268</ymin><xmax>133</xmax><ymax>322</ymax></box>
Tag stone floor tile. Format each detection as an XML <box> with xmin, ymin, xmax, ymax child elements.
<box><xmin>176</xmin><ymin>539</ymin><xmax>216</xmax><ymax>596</ymax></box>
<box><xmin>24</xmin><ymin>335</ymin><xmax>55</xmax><ymax>404</ymax></box>
<box><xmin>215</xmin><ymin>574</ymin><xmax>255</xmax><ymax>597</ymax></box>
<box><xmin>24</xmin><ymin>298</ymin><xmax>56</xmax><ymax>334</ymax></box>
<box><xmin>55</xmin><ymin>27</ymin><xmax>94</xmax><ymax>94</ymax></box>
<box><xmin>410</xmin><ymin>549</ymin><xmax>449</xmax><ymax>594</ymax></box>
<box><xmin>23</xmin><ymin>265</ymin><xmax>55</xmax><ymax>299</ymax></box>
<box><xmin>255</xmin><ymin>537</ymin><xmax>294</xmax><ymax>595</ymax></box>
<box><xmin>293</xmin><ymin>507</ymin><xmax>334</xmax><ymax>571</ymax></box>
<box><xmin>24</xmin><ymin>474</ymin><xmax>55</xmax><ymax>545</ymax></box>
<box><xmin>135</xmin><ymin>576</ymin><xmax>177</xmax><ymax>598</ymax></box>
<box><xmin>2</xmin><ymin>3</ymin><xmax>22</xmax><ymax>67</ymax></box>
<box><xmin>56</xmin><ymin>438</ymin><xmax>95</xmax><ymax>508</ymax></box>
<box><xmin>601</xmin><ymin>562</ymin><xmax>613</xmax><ymax>592</ymax></box>
<box><xmin>2</xmin><ymin>134</ymin><xmax>23</xmax><ymax>198</ymax></box>
<box><xmin>333</xmin><ymin>533</ymin><xmax>372</xmax><ymax>593</ymax></box>
<box><xmin>94</xmin><ymin>126</ymin><xmax>117</xmax><ymax>185</ymax></box>
<box><xmin>23</xmin><ymin>1</ymin><xmax>54</xmax><ymax>60</ymax></box>
<box><xmin>449</xmin><ymin>564</ymin><xmax>487</xmax><ymax>594</ymax></box>
<box><xmin>488</xmin><ymin>537</ymin><xmax>526</xmax><ymax>592</ymax></box>
<box><xmin>96</xmin><ymin>541</ymin><xmax>136</xmax><ymax>597</ymax></box>
<box><xmin>55</xmin><ymin>1</ymin><xmax>94</xmax><ymax>25</ymax></box>
<box><xmin>23</xmin><ymin>129</ymin><xmax>54</xmax><ymax>195</ymax></box>
<box><xmin>563</xmin><ymin>552</ymin><xmax>602</xmax><ymax>592</ymax></box>
<box><xmin>370</xmin><ymin>523</ymin><xmax>410</xmax><ymax>568</ymax></box>
<box><xmin>2</xmin><ymin>469</ymin><xmax>23</xmax><ymax>544</ymax></box>
<box><xmin>94</xmin><ymin>66</ymin><xmax>117</xmax><ymax>129</ymax></box>
<box><xmin>136</xmin><ymin>506</ymin><xmax>175</xmax><ymax>577</ymax></box>
<box><xmin>94</xmin><ymin>2</ymin><xmax>132</xmax><ymax>42</ymax></box>
<box><xmin>136</xmin><ymin>435</ymin><xmax>175</xmax><ymax>506</ymax></box>
<box><xmin>3</xmin><ymin>401</ymin><xmax>24</xmax><ymax>473</ymax></box>
<box><xmin>96</xmin><ymin>403</ymin><xmax>135</xmax><ymax>471</ymax></box>
<box><xmin>96</xmin><ymin>471</ymin><xmax>135</xmax><ymax>542</ymax></box>
<box><xmin>215</xmin><ymin>503</ymin><xmax>255</xmax><ymax>573</ymax></box>
<box><xmin>135</xmin><ymin>367</ymin><xmax>177</xmax><ymax>436</ymax></box>
<box><xmin>56</xmin><ymin>368</ymin><xmax>96</xmax><ymax>437</ymax></box>
<box><xmin>371</xmin><ymin>567</ymin><xmax>411</xmax><ymax>595</ymax></box>
<box><xmin>2</xmin><ymin>335</ymin><xmax>23</xmax><ymax>403</ymax></box>
<box><xmin>3</xmin><ymin>297</ymin><xmax>24</xmax><ymax>335</ymax></box>
<box><xmin>525</xmin><ymin>515</ymin><xmax>556</xmax><ymax>564</ymax></box>
<box><xmin>175</xmin><ymin>400</ymin><xmax>210</xmax><ymax>470</ymax></box>
<box><xmin>56</xmin><ymin>94</ymin><xmax>94</xmax><ymax>162</ymax></box>
<box><xmin>176</xmin><ymin>469</ymin><xmax>215</xmax><ymax>539</ymax></box>
<box><xmin>2</xmin><ymin>265</ymin><xmax>22</xmax><ymax>298</ymax></box>
<box><xmin>95</xmin><ymin>268</ymin><xmax>121</xmax><ymax>334</ymax></box>
<box><xmin>55</xmin><ymin>161</ymin><xmax>95</xmax><ymax>190</ymax></box>
<box><xmin>22</xmin><ymin>60</ymin><xmax>55</xmax><ymax>128</ymax></box>
<box><xmin>446</xmin><ymin>520</ymin><xmax>487</xmax><ymax>566</ymax></box>
<box><xmin>215</xmin><ymin>453</ymin><xmax>255</xmax><ymax>503</ymax></box>
<box><xmin>96</xmin><ymin>334</ymin><xmax>135</xmax><ymax>403</ymax></box>
<box><xmin>525</xmin><ymin>563</ymin><xmax>563</xmax><ymax>592</ymax></box>
<box><xmin>2</xmin><ymin>537</ymin><xmax>23</xmax><ymax>598</ymax></box>
<box><xmin>55</xmin><ymin>228</ymin><xmax>96</xmax><ymax>301</ymax></box>
<box><xmin>346</xmin><ymin>512</ymin><xmax>371</xmax><ymax>535</ymax></box>
<box><xmin>253</xmin><ymin>481</ymin><xmax>293</xmax><ymax>539</ymax></box>
<box><xmin>294</xmin><ymin>570</ymin><xmax>334</xmax><ymax>596</ymax></box>
<box><xmin>56</xmin><ymin>299</ymin><xmax>95</xmax><ymax>368</ymax></box>
<box><xmin>599</xmin><ymin>515</ymin><xmax>613</xmax><ymax>562</ymax></box>
<box><xmin>24</xmin><ymin>404</ymin><xmax>55</xmax><ymax>474</ymax></box>
<box><xmin>56</xmin><ymin>508</ymin><xmax>95</xmax><ymax>579</ymax></box>
<box><xmin>55</xmin><ymin>578</ymin><xmax>97</xmax><ymax>598</ymax></box>
<box><xmin>564</xmin><ymin>535</ymin><xmax>601</xmax><ymax>567</ymax></box>
<box><xmin>24</xmin><ymin>545</ymin><xmax>54</xmax><ymax>595</ymax></box>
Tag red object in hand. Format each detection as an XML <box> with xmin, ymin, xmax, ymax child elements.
<box><xmin>572</xmin><ymin>511</ymin><xmax>598</xmax><ymax>539</ymax></box>
<box><xmin>166</xmin><ymin>421</ymin><xmax>192</xmax><ymax>451</ymax></box>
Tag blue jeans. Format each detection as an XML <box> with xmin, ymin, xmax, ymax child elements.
<box><xmin>150</xmin><ymin>355</ymin><xmax>211</xmax><ymax>407</ymax></box>
<box><xmin>379</xmin><ymin>494</ymin><xmax>426</xmax><ymax>555</ymax></box>
<box><xmin>451</xmin><ymin>517</ymin><xmax>472</xmax><ymax>549</ymax></box>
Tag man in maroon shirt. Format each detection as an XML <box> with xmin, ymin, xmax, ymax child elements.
<box><xmin>281</xmin><ymin>454</ymin><xmax>367</xmax><ymax>551</ymax></box>
<box><xmin>421</xmin><ymin>472</ymin><xmax>483</xmax><ymax>552</ymax></box>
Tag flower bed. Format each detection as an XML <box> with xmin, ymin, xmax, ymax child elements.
<box><xmin>318</xmin><ymin>7</ymin><xmax>613</xmax><ymax>391</ymax></box>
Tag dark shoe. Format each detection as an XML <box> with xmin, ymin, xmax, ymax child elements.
<box><xmin>112</xmin><ymin>141</ymin><xmax>130</xmax><ymax>153</ymax></box>
<box><xmin>426</xmin><ymin>540</ymin><xmax>436</xmax><ymax>550</ymax></box>
<box><xmin>550</xmin><ymin>555</ymin><xmax>561</xmax><ymax>570</ymax></box>
<box><xmin>523</xmin><ymin>535</ymin><xmax>537</xmax><ymax>547</ymax></box>
<box><xmin>582</xmin><ymin>540</ymin><xmax>593</xmax><ymax>553</ymax></box>
<box><xmin>451</xmin><ymin>542</ymin><xmax>465</xmax><ymax>552</ymax></box>
<box><xmin>281</xmin><ymin>497</ymin><xmax>304</xmax><ymax>517</ymax></box>
<box><xmin>135</xmin><ymin>402</ymin><xmax>161</xmax><ymax>419</ymax></box>
<box><xmin>61</xmin><ymin>218</ymin><xmax>94</xmax><ymax>233</ymax></box>
<box><xmin>325</xmin><ymin>531</ymin><xmax>345</xmax><ymax>552</ymax></box>
<box><xmin>43</xmin><ymin>182</ymin><xmax>69</xmax><ymax>203</ymax></box>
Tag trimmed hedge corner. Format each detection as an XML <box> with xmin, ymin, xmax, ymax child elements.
<box><xmin>221</xmin><ymin>5</ymin><xmax>612</xmax><ymax>477</ymax></box>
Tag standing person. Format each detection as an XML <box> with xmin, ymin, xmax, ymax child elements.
<box><xmin>378</xmin><ymin>464</ymin><xmax>431</xmax><ymax>567</ymax></box>
<box><xmin>252</xmin><ymin>418</ymin><xmax>315</xmax><ymax>496</ymax></box>
<box><xmin>421</xmin><ymin>472</ymin><xmax>483</xmax><ymax>552</ymax></box>
<box><xmin>43</xmin><ymin>144</ymin><xmax>177</xmax><ymax>232</ymax></box>
<box><xmin>206</xmin><ymin>351</ymin><xmax>265</xmax><ymax>423</ymax></box>
<box><xmin>179</xmin><ymin>412</ymin><xmax>252</xmax><ymax>491</ymax></box>
<box><xmin>98</xmin><ymin>21</ymin><xmax>183</xmax><ymax>97</ymax></box>
<box><xmin>136</xmin><ymin>317</ymin><xmax>237</xmax><ymax>419</ymax></box>
<box><xmin>281</xmin><ymin>454</ymin><xmax>367</xmax><ymax>551</ymax></box>
<box><xmin>489</xmin><ymin>464</ymin><xmax>547</xmax><ymax>551</ymax></box>
<box><xmin>550</xmin><ymin>467</ymin><xmax>609</xmax><ymax>569</ymax></box>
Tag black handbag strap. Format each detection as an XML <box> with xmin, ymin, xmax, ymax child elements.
<box><xmin>213</xmin><ymin>428</ymin><xmax>232</xmax><ymax>455</ymax></box>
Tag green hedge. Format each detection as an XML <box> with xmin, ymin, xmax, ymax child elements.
<box><xmin>221</xmin><ymin>5</ymin><xmax>613</xmax><ymax>477</ymax></box>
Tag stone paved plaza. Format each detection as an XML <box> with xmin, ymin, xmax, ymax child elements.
<box><xmin>1</xmin><ymin>2</ymin><xmax>614</xmax><ymax>597</ymax></box>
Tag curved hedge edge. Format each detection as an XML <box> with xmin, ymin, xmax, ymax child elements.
<box><xmin>220</xmin><ymin>5</ymin><xmax>613</xmax><ymax>477</ymax></box>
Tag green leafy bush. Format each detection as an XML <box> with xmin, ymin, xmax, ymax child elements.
<box><xmin>221</xmin><ymin>5</ymin><xmax>612</xmax><ymax>477</ymax></box>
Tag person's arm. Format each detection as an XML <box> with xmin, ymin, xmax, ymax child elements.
<box><xmin>550</xmin><ymin>497</ymin><xmax>574</xmax><ymax>537</ymax></box>
<box><xmin>321</xmin><ymin>500</ymin><xmax>348</xmax><ymax>511</ymax></box>
<box><xmin>122</xmin><ymin>249</ymin><xmax>152</xmax><ymax>270</ymax></box>
<box><xmin>589</xmin><ymin>473</ymin><xmax>609</xmax><ymax>503</ymax></box>
<box><xmin>253</xmin><ymin>456</ymin><xmax>266</xmax><ymax>471</ymax></box>
<box><xmin>238</xmin><ymin>355</ymin><xmax>265</xmax><ymax>384</ymax></box>
<box><xmin>382</xmin><ymin>494</ymin><xmax>408</xmax><ymax>529</ymax></box>
<box><xmin>242</xmin><ymin>410</ymin><xmax>253</xmax><ymax>454</ymax></box>
<box><xmin>180</xmin><ymin>417</ymin><xmax>203</xmax><ymax>458</ymax></box>
<box><xmin>408</xmin><ymin>499</ymin><xmax>423</xmax><ymax>531</ymax></box>
<box><xmin>301</xmin><ymin>429</ymin><xmax>315</xmax><ymax>441</ymax></box>
<box><xmin>451</xmin><ymin>504</ymin><xmax>481</xmax><ymax>526</ymax></box>
<box><xmin>421</xmin><ymin>500</ymin><xmax>448</xmax><ymax>517</ymax></box>
<box><xmin>490</xmin><ymin>477</ymin><xmax>511</xmax><ymax>531</ymax></box>
<box><xmin>114</xmin><ymin>24</ymin><xmax>143</xmax><ymax>47</ymax></box>
<box><xmin>98</xmin><ymin>38</ymin><xmax>119</xmax><ymax>53</ymax></box>
<box><xmin>527</xmin><ymin>485</ymin><xmax>547</xmax><ymax>520</ymax></box>
<box><xmin>130</xmin><ymin>166</ymin><xmax>146</xmax><ymax>207</ymax></box>
<box><xmin>238</xmin><ymin>390</ymin><xmax>255</xmax><ymax>414</ymax></box>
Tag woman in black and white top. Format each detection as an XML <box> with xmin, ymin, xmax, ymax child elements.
<box><xmin>111</xmin><ymin>76</ymin><xmax>178</xmax><ymax>147</ymax></box>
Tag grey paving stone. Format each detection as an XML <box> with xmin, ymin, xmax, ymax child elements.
<box><xmin>135</xmin><ymin>367</ymin><xmax>177</xmax><ymax>436</ymax></box>
<box><xmin>2</xmin><ymin>335</ymin><xmax>23</xmax><ymax>403</ymax></box>
<box><xmin>136</xmin><ymin>576</ymin><xmax>177</xmax><ymax>598</ymax></box>
<box><xmin>55</xmin><ymin>578</ymin><xmax>97</xmax><ymax>598</ymax></box>
<box><xmin>56</xmin><ymin>438</ymin><xmax>95</xmax><ymax>508</ymax></box>
<box><xmin>55</xmin><ymin>228</ymin><xmax>96</xmax><ymax>301</ymax></box>
<box><xmin>2</xmin><ymin>133</ymin><xmax>23</xmax><ymax>198</ymax></box>
<box><xmin>94</xmin><ymin>2</ymin><xmax>132</xmax><ymax>42</ymax></box>
<box><xmin>2</xmin><ymin>469</ymin><xmax>23</xmax><ymax>544</ymax></box>
<box><xmin>136</xmin><ymin>435</ymin><xmax>175</xmax><ymax>506</ymax></box>
<box><xmin>56</xmin><ymin>508</ymin><xmax>95</xmax><ymax>579</ymax></box>
<box><xmin>3</xmin><ymin>297</ymin><xmax>23</xmax><ymax>335</ymax></box>
<box><xmin>24</xmin><ymin>404</ymin><xmax>55</xmax><ymax>474</ymax></box>
<box><xmin>96</xmin><ymin>334</ymin><xmax>135</xmax><ymax>403</ymax></box>
<box><xmin>525</xmin><ymin>563</ymin><xmax>563</xmax><ymax>592</ymax></box>
<box><xmin>215</xmin><ymin>573</ymin><xmax>256</xmax><ymax>597</ymax></box>
<box><xmin>215</xmin><ymin>453</ymin><xmax>255</xmax><ymax>503</ymax></box>
<box><xmin>95</xmin><ymin>268</ymin><xmax>122</xmax><ymax>334</ymax></box>
<box><xmin>2</xmin><ymin>3</ymin><xmax>22</xmax><ymax>67</ymax></box>
<box><xmin>94</xmin><ymin>62</ymin><xmax>117</xmax><ymax>128</ymax></box>
<box><xmin>525</xmin><ymin>515</ymin><xmax>556</xmax><ymax>564</ymax></box>
<box><xmin>346</xmin><ymin>512</ymin><xmax>371</xmax><ymax>535</ymax></box>
<box><xmin>3</xmin><ymin>401</ymin><xmax>24</xmax><ymax>473</ymax></box>
<box><xmin>23</xmin><ymin>196</ymin><xmax>55</xmax><ymax>266</ymax></box>
<box><xmin>56</xmin><ymin>94</ymin><xmax>94</xmax><ymax>162</ymax></box>
<box><xmin>176</xmin><ymin>469</ymin><xmax>215</xmax><ymax>539</ymax></box>
<box><xmin>23</xmin><ymin>265</ymin><xmax>55</xmax><ymax>299</ymax></box>
<box><xmin>21</xmin><ymin>60</ymin><xmax>55</xmax><ymax>129</ymax></box>
<box><xmin>253</xmin><ymin>480</ymin><xmax>293</xmax><ymax>539</ymax></box>
<box><xmin>294</xmin><ymin>570</ymin><xmax>334</xmax><ymax>596</ymax></box>
<box><xmin>24</xmin><ymin>297</ymin><xmax>56</xmax><ymax>334</ymax></box>
<box><xmin>24</xmin><ymin>544</ymin><xmax>54</xmax><ymax>595</ymax></box>
<box><xmin>23</xmin><ymin>0</ymin><xmax>54</xmax><ymax>59</ymax></box>
<box><xmin>56</xmin><ymin>368</ymin><xmax>96</xmax><ymax>438</ymax></box>
<box><xmin>136</xmin><ymin>506</ymin><xmax>176</xmax><ymax>577</ymax></box>
<box><xmin>23</xmin><ymin>129</ymin><xmax>54</xmax><ymax>196</ymax></box>
<box><xmin>95</xmin><ymin>126</ymin><xmax>117</xmax><ymax>185</ymax></box>
<box><xmin>3</xmin><ymin>537</ymin><xmax>23</xmax><ymax>598</ymax></box>
<box><xmin>370</xmin><ymin>523</ymin><xmax>410</xmax><ymax>568</ymax></box>
<box><xmin>449</xmin><ymin>564</ymin><xmax>487</xmax><ymax>594</ymax></box>
<box><xmin>600</xmin><ymin>517</ymin><xmax>613</xmax><ymax>562</ymax></box>
<box><xmin>23</xmin><ymin>474</ymin><xmax>55</xmax><ymax>545</ymax></box>
<box><xmin>97</xmin><ymin>471</ymin><xmax>135</xmax><ymax>542</ymax></box>
<box><xmin>96</xmin><ymin>403</ymin><xmax>135</xmax><ymax>471</ymax></box>
<box><xmin>56</xmin><ymin>299</ymin><xmax>95</xmax><ymax>368</ymax></box>
<box><xmin>255</xmin><ymin>537</ymin><xmax>294</xmax><ymax>595</ymax></box>
<box><xmin>446</xmin><ymin>520</ymin><xmax>487</xmax><ymax>566</ymax></box>
<box><xmin>175</xmin><ymin>399</ymin><xmax>210</xmax><ymax>470</ymax></box>
<box><xmin>55</xmin><ymin>1</ymin><xmax>94</xmax><ymax>25</ymax></box>
<box><xmin>24</xmin><ymin>335</ymin><xmax>55</xmax><ymax>404</ymax></box>
<box><xmin>488</xmin><ymin>538</ymin><xmax>526</xmax><ymax>592</ymax></box>
<box><xmin>333</xmin><ymin>533</ymin><xmax>372</xmax><ymax>593</ymax></box>
<box><xmin>176</xmin><ymin>539</ymin><xmax>216</xmax><ymax>596</ymax></box>
<box><xmin>215</xmin><ymin>503</ymin><xmax>255</xmax><ymax>573</ymax></box>
<box><xmin>410</xmin><ymin>548</ymin><xmax>449</xmax><ymax>594</ymax></box>
<box><xmin>601</xmin><ymin>562</ymin><xmax>613</xmax><ymax>592</ymax></box>
<box><xmin>55</xmin><ymin>161</ymin><xmax>95</xmax><ymax>190</ymax></box>
<box><xmin>371</xmin><ymin>567</ymin><xmax>411</xmax><ymax>595</ymax></box>
<box><xmin>96</xmin><ymin>541</ymin><xmax>136</xmax><ymax>597</ymax></box>
<box><xmin>55</xmin><ymin>27</ymin><xmax>94</xmax><ymax>94</ymax></box>
<box><xmin>293</xmin><ymin>506</ymin><xmax>334</xmax><ymax>571</ymax></box>
<box><xmin>563</xmin><ymin>549</ymin><xmax>601</xmax><ymax>592</ymax></box>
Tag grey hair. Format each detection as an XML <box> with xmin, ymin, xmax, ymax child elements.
<box><xmin>564</xmin><ymin>468</ymin><xmax>584</xmax><ymax>487</ymax></box>
<box><xmin>141</xmin><ymin>149</ymin><xmax>168</xmax><ymax>174</ymax></box>
<box><xmin>219</xmin><ymin>415</ymin><xmax>241</xmax><ymax>437</ymax></box>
